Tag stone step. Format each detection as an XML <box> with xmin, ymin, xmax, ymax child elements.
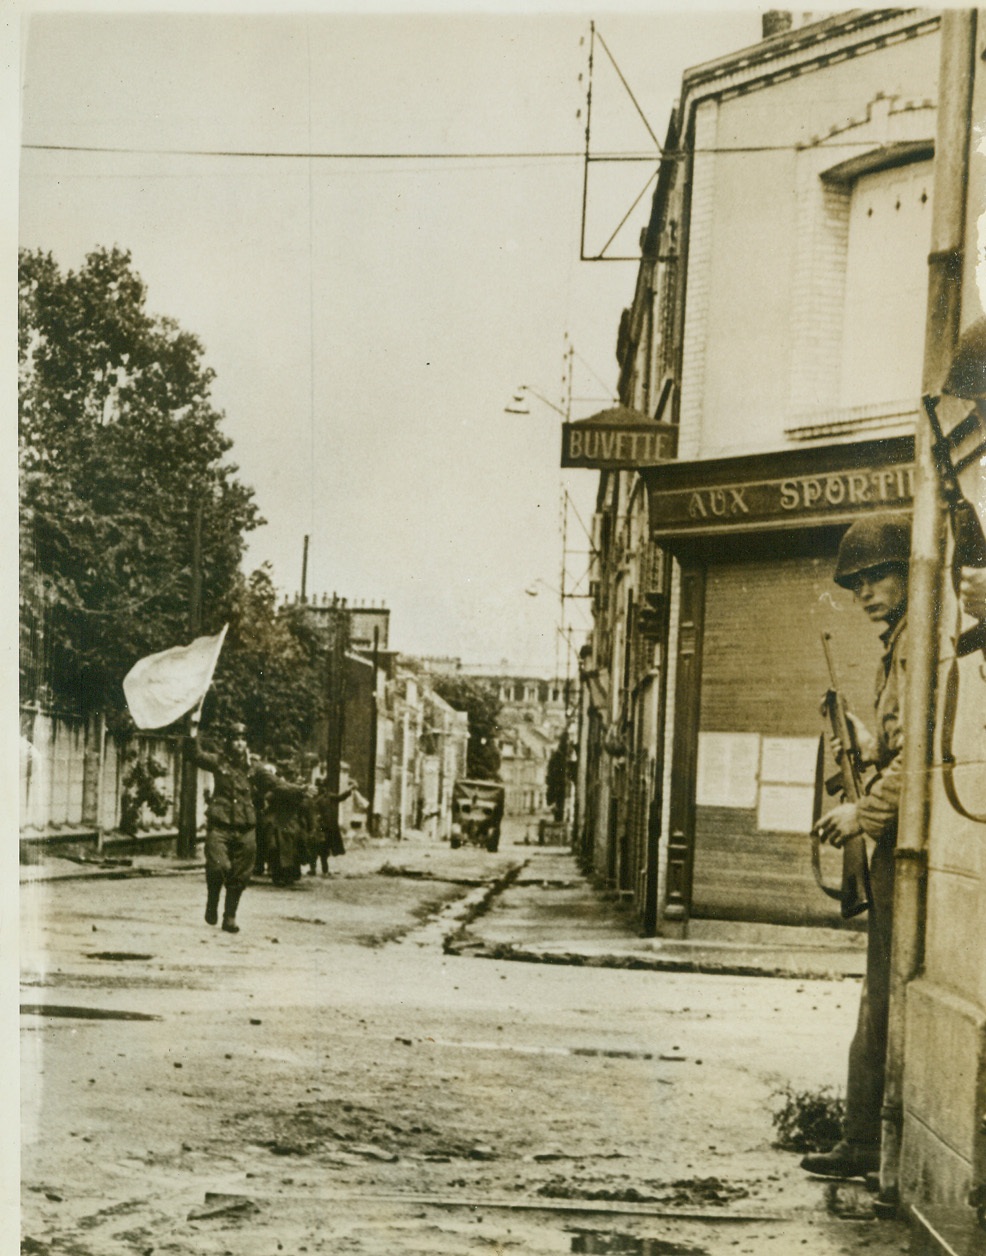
<box><xmin>911</xmin><ymin>1204</ymin><xmax>986</xmax><ymax>1256</ymax></box>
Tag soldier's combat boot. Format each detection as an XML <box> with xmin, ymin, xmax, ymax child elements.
<box><xmin>204</xmin><ymin>876</ymin><xmax>222</xmax><ymax>926</ymax></box>
<box><xmin>221</xmin><ymin>886</ymin><xmax>243</xmax><ymax>933</ymax></box>
<box><xmin>801</xmin><ymin>1140</ymin><xmax>880</xmax><ymax>1178</ymax></box>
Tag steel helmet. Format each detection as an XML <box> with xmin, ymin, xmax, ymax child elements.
<box><xmin>943</xmin><ymin>317</ymin><xmax>986</xmax><ymax>400</ymax></box>
<box><xmin>834</xmin><ymin>514</ymin><xmax>911</xmax><ymax>589</ymax></box>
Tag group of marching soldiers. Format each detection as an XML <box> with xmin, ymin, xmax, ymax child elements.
<box><xmin>189</xmin><ymin>722</ymin><xmax>361</xmax><ymax>933</ymax></box>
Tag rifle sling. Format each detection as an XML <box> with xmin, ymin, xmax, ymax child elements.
<box><xmin>946</xmin><ymin>407</ymin><xmax>984</xmax><ymax>451</ymax></box>
<box><xmin>810</xmin><ymin>829</ymin><xmax>845</xmax><ymax>902</ymax></box>
<box><xmin>956</xmin><ymin>621</ymin><xmax>986</xmax><ymax>658</ymax></box>
<box><xmin>941</xmin><ymin>608</ymin><xmax>986</xmax><ymax>825</ymax></box>
<box><xmin>952</xmin><ymin>438</ymin><xmax>986</xmax><ymax>476</ymax></box>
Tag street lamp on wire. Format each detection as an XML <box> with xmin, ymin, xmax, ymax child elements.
<box><xmin>504</xmin><ymin>384</ymin><xmax>568</xmax><ymax>419</ymax></box>
<box><xmin>524</xmin><ymin>577</ymin><xmax>590</xmax><ymax>601</ymax></box>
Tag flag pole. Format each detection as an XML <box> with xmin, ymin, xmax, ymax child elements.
<box><xmin>176</xmin><ymin>623</ymin><xmax>228</xmax><ymax>858</ymax></box>
<box><xmin>177</xmin><ymin>506</ymin><xmax>206</xmax><ymax>859</ymax></box>
<box><xmin>190</xmin><ymin>623</ymin><xmax>228</xmax><ymax>736</ymax></box>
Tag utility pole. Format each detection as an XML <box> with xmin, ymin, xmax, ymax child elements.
<box><xmin>367</xmin><ymin>626</ymin><xmax>380</xmax><ymax>836</ymax></box>
<box><xmin>324</xmin><ymin>596</ymin><xmax>351</xmax><ymax>835</ymax></box>
<box><xmin>301</xmin><ymin>534</ymin><xmax>309</xmax><ymax>602</ymax></box>
<box><xmin>177</xmin><ymin>502</ymin><xmax>203</xmax><ymax>859</ymax></box>
<box><xmin>564</xmin><ymin>624</ymin><xmax>575</xmax><ymax>833</ymax></box>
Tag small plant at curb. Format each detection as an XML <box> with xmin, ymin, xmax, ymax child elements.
<box><xmin>119</xmin><ymin>754</ymin><xmax>171</xmax><ymax>837</ymax></box>
<box><xmin>770</xmin><ymin>1084</ymin><xmax>845</xmax><ymax>1153</ymax></box>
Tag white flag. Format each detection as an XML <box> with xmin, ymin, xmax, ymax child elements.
<box><xmin>123</xmin><ymin>625</ymin><xmax>228</xmax><ymax>730</ymax></box>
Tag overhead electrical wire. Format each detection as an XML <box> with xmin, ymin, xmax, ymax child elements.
<box><xmin>22</xmin><ymin>138</ymin><xmax>901</xmax><ymax>161</ymax></box>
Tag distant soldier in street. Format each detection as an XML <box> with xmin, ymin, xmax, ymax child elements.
<box><xmin>311</xmin><ymin>776</ymin><xmax>354</xmax><ymax>876</ymax></box>
<box><xmin>190</xmin><ymin>721</ymin><xmax>260</xmax><ymax>934</ymax></box>
<box><xmin>804</xmin><ymin>513</ymin><xmax>910</xmax><ymax>1179</ymax></box>
<box><xmin>265</xmin><ymin>756</ymin><xmax>313</xmax><ymax>887</ymax></box>
<box><xmin>252</xmin><ymin>764</ymin><xmax>275</xmax><ymax>877</ymax></box>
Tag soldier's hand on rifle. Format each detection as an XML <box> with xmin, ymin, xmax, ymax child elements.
<box><xmin>960</xmin><ymin>568</ymin><xmax>986</xmax><ymax>621</ymax></box>
<box><xmin>814</xmin><ymin>801</ymin><xmax>862</xmax><ymax>848</ymax></box>
<box><xmin>821</xmin><ymin>706</ymin><xmax>875</xmax><ymax>766</ymax></box>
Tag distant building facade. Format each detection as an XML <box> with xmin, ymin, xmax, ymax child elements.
<box><xmin>294</xmin><ymin>598</ymin><xmax>469</xmax><ymax>840</ymax></box>
<box><xmin>492</xmin><ymin>674</ymin><xmax>569</xmax><ymax>816</ymax></box>
<box><xmin>407</xmin><ymin>659</ymin><xmax>573</xmax><ymax>817</ymax></box>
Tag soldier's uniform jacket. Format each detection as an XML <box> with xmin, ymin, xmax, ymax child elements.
<box><xmin>265</xmin><ymin>778</ymin><xmax>310</xmax><ymax>836</ymax></box>
<box><xmin>194</xmin><ymin>747</ymin><xmax>257</xmax><ymax>830</ymax></box>
<box><xmin>857</xmin><ymin>615</ymin><xmax>906</xmax><ymax>842</ymax></box>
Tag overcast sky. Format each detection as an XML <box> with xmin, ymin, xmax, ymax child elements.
<box><xmin>17</xmin><ymin>4</ymin><xmax>762</xmax><ymax>673</ymax></box>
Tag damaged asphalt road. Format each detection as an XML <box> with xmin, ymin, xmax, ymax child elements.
<box><xmin>21</xmin><ymin>828</ymin><xmax>907</xmax><ymax>1255</ymax></box>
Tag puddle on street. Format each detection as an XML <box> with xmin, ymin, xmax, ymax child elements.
<box><xmin>20</xmin><ymin>1003</ymin><xmax>161</xmax><ymax>1021</ymax></box>
<box><xmin>569</xmin><ymin>1229</ymin><xmax>708</xmax><ymax>1255</ymax></box>
<box><xmin>86</xmin><ymin>951</ymin><xmax>154</xmax><ymax>961</ymax></box>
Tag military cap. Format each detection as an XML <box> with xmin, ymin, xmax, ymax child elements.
<box><xmin>834</xmin><ymin>513</ymin><xmax>911</xmax><ymax>589</ymax></box>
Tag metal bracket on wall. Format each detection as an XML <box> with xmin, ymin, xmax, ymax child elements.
<box><xmin>580</xmin><ymin>22</ymin><xmax>664</xmax><ymax>262</ymax></box>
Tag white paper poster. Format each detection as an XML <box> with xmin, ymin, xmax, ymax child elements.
<box><xmin>758</xmin><ymin>783</ymin><xmax>816</xmax><ymax>833</ymax></box>
<box><xmin>696</xmin><ymin>732</ymin><xmax>761</xmax><ymax>809</ymax></box>
<box><xmin>760</xmin><ymin>736</ymin><xmax>818</xmax><ymax>786</ymax></box>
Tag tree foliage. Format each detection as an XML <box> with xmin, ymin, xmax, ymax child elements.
<box><xmin>431</xmin><ymin>675</ymin><xmax>502</xmax><ymax>780</ymax></box>
<box><xmin>206</xmin><ymin>566</ymin><xmax>327</xmax><ymax>764</ymax></box>
<box><xmin>19</xmin><ymin>246</ymin><xmax>262</xmax><ymax>721</ymax></box>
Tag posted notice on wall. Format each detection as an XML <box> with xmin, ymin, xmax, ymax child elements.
<box><xmin>760</xmin><ymin>736</ymin><xmax>818</xmax><ymax>785</ymax></box>
<box><xmin>696</xmin><ymin>732</ymin><xmax>761</xmax><ymax>810</ymax></box>
<box><xmin>758</xmin><ymin>736</ymin><xmax>818</xmax><ymax>833</ymax></box>
<box><xmin>757</xmin><ymin>784</ymin><xmax>816</xmax><ymax>833</ymax></box>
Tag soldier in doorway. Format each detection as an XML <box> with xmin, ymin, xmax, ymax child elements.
<box><xmin>803</xmin><ymin>513</ymin><xmax>910</xmax><ymax>1179</ymax></box>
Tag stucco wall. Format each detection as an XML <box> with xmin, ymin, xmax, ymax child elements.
<box><xmin>684</xmin><ymin>22</ymin><xmax>940</xmax><ymax>457</ymax></box>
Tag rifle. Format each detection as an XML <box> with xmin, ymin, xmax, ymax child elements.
<box><xmin>923</xmin><ymin>395</ymin><xmax>986</xmax><ymax>822</ymax></box>
<box><xmin>811</xmin><ymin>633</ymin><xmax>872</xmax><ymax>919</ymax></box>
<box><xmin>922</xmin><ymin>394</ymin><xmax>986</xmax><ymax>657</ymax></box>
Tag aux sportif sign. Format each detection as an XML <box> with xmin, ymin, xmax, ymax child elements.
<box><xmin>640</xmin><ymin>436</ymin><xmax>915</xmax><ymax>535</ymax></box>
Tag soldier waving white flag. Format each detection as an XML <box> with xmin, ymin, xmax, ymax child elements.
<box><xmin>123</xmin><ymin>624</ymin><xmax>228</xmax><ymax>730</ymax></box>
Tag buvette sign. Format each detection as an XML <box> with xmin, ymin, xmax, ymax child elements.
<box><xmin>561</xmin><ymin>406</ymin><xmax>678</xmax><ymax>469</ymax></box>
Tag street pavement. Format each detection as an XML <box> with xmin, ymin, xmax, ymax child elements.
<box><xmin>19</xmin><ymin>823</ymin><xmax>910</xmax><ymax>1255</ymax></box>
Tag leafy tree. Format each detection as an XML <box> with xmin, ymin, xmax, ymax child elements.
<box><xmin>19</xmin><ymin>246</ymin><xmax>262</xmax><ymax>723</ymax></box>
<box><xmin>431</xmin><ymin>675</ymin><xmax>502</xmax><ymax>780</ymax></box>
<box><xmin>205</xmin><ymin>565</ymin><xmax>327</xmax><ymax>764</ymax></box>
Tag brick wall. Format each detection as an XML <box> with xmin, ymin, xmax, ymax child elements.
<box><xmin>691</xmin><ymin>545</ymin><xmax>889</xmax><ymax>923</ymax></box>
<box><xmin>700</xmin><ymin>549</ymin><xmax>877</xmax><ymax>734</ymax></box>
